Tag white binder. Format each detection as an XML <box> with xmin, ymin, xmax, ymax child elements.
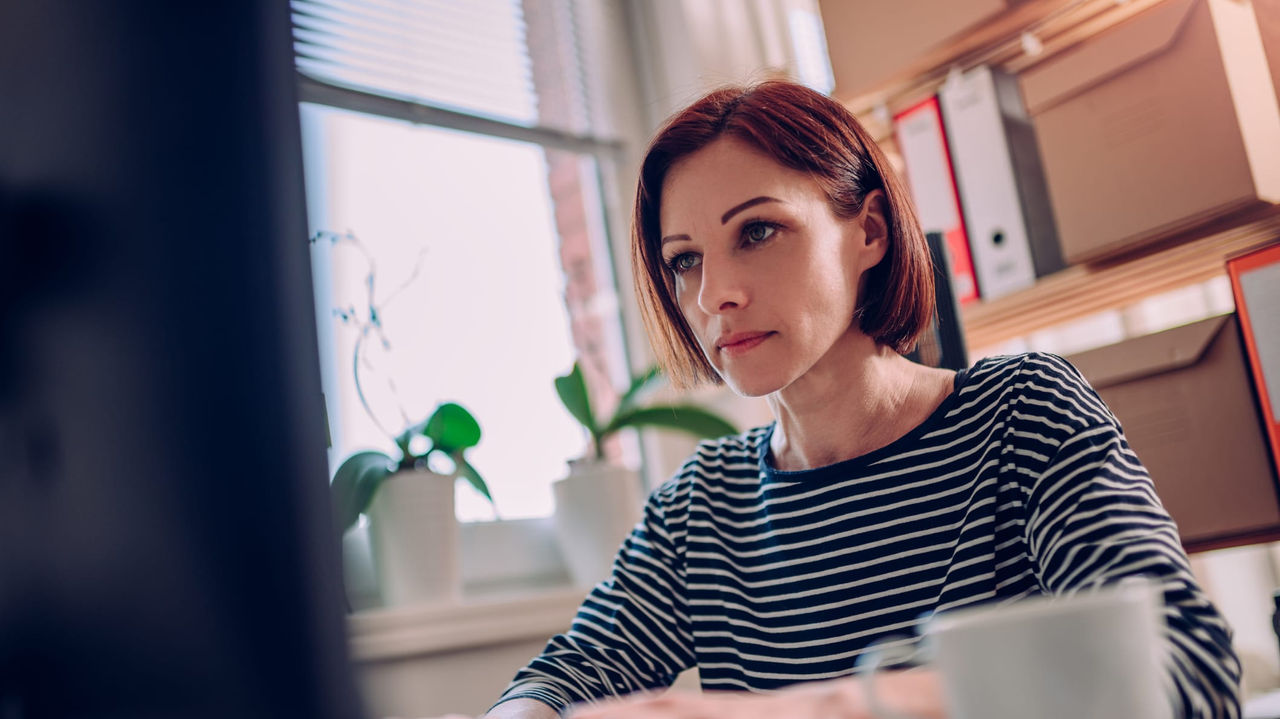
<box><xmin>939</xmin><ymin>65</ymin><xmax>1063</xmax><ymax>300</ymax></box>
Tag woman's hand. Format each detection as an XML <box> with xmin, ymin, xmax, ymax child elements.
<box><xmin>565</xmin><ymin>670</ymin><xmax>945</xmax><ymax>719</ymax></box>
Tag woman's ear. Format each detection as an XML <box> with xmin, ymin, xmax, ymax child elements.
<box><xmin>857</xmin><ymin>189</ymin><xmax>890</xmax><ymax>268</ymax></box>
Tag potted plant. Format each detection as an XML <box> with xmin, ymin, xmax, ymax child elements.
<box><xmin>314</xmin><ymin>229</ymin><xmax>494</xmax><ymax>607</ymax></box>
<box><xmin>330</xmin><ymin>402</ymin><xmax>491</xmax><ymax>607</ymax></box>
<box><xmin>551</xmin><ymin>361</ymin><xmax>737</xmax><ymax>587</ymax></box>
<box><xmin>330</xmin><ymin>402</ymin><xmax>491</xmax><ymax>535</ymax></box>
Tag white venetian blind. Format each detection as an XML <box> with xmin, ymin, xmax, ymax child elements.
<box><xmin>291</xmin><ymin>0</ymin><xmax>539</xmax><ymax>124</ymax></box>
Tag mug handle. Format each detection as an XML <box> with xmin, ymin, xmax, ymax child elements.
<box><xmin>858</xmin><ymin>638</ymin><xmax>931</xmax><ymax>719</ymax></box>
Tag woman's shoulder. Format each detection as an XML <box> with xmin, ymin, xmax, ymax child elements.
<box><xmin>652</xmin><ymin>425</ymin><xmax>770</xmax><ymax>501</ymax></box>
<box><xmin>963</xmin><ymin>351</ymin><xmax>1084</xmax><ymax>386</ymax></box>
<box><xmin>961</xmin><ymin>351</ymin><xmax>1113</xmax><ymax>429</ymax></box>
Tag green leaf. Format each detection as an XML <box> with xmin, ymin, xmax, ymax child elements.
<box><xmin>554</xmin><ymin>362</ymin><xmax>596</xmax><ymax>435</ymax></box>
<box><xmin>330</xmin><ymin>451</ymin><xmax>395</xmax><ymax>534</ymax></box>
<box><xmin>423</xmin><ymin>402</ymin><xmax>481</xmax><ymax>453</ymax></box>
<box><xmin>453</xmin><ymin>453</ymin><xmax>495</xmax><ymax>507</ymax></box>
<box><xmin>615</xmin><ymin>365</ymin><xmax>664</xmax><ymax>416</ymax></box>
<box><xmin>604</xmin><ymin>405</ymin><xmax>738</xmax><ymax>441</ymax></box>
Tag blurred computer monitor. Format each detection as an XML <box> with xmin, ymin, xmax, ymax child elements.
<box><xmin>0</xmin><ymin>2</ymin><xmax>365</xmax><ymax>717</ymax></box>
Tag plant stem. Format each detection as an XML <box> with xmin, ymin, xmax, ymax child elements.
<box><xmin>352</xmin><ymin>326</ymin><xmax>398</xmax><ymax>443</ymax></box>
<box><xmin>314</xmin><ymin>229</ymin><xmax>437</xmax><ymax>458</ymax></box>
<box><xmin>381</xmin><ymin>246</ymin><xmax>428</xmax><ymax>307</ymax></box>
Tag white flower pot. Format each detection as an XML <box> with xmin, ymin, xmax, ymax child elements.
<box><xmin>552</xmin><ymin>461</ymin><xmax>644</xmax><ymax>588</ymax></box>
<box><xmin>367</xmin><ymin>469</ymin><xmax>460</xmax><ymax>607</ymax></box>
<box><xmin>340</xmin><ymin>522</ymin><xmax>381</xmax><ymax>612</ymax></box>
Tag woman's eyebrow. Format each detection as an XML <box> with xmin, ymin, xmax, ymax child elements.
<box><xmin>721</xmin><ymin>196</ymin><xmax>780</xmax><ymax>224</ymax></box>
<box><xmin>661</xmin><ymin>196</ymin><xmax>783</xmax><ymax>245</ymax></box>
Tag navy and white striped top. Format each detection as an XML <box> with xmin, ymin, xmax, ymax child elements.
<box><xmin>498</xmin><ymin>353</ymin><xmax>1240</xmax><ymax>718</ymax></box>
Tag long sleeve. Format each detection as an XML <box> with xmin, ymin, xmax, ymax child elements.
<box><xmin>1022</xmin><ymin>355</ymin><xmax>1241</xmax><ymax>719</ymax></box>
<box><xmin>492</xmin><ymin>480</ymin><xmax>697</xmax><ymax>714</ymax></box>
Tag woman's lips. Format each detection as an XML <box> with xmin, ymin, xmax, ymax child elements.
<box><xmin>717</xmin><ymin>331</ymin><xmax>773</xmax><ymax>357</ymax></box>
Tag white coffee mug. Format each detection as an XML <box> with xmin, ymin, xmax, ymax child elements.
<box><xmin>862</xmin><ymin>578</ymin><xmax>1170</xmax><ymax>719</ymax></box>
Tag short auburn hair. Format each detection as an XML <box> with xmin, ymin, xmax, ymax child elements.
<box><xmin>631</xmin><ymin>80</ymin><xmax>935</xmax><ymax>389</ymax></box>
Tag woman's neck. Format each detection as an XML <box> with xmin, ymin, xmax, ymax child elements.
<box><xmin>765</xmin><ymin>334</ymin><xmax>955</xmax><ymax>472</ymax></box>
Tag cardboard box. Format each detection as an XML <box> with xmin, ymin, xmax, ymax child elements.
<box><xmin>1067</xmin><ymin>314</ymin><xmax>1280</xmax><ymax>548</ymax></box>
<box><xmin>1020</xmin><ymin>0</ymin><xmax>1280</xmax><ymax>264</ymax></box>
<box><xmin>820</xmin><ymin>0</ymin><xmax>1015</xmax><ymax>100</ymax></box>
<box><xmin>1258</xmin><ymin>0</ymin><xmax>1280</xmax><ymax>106</ymax></box>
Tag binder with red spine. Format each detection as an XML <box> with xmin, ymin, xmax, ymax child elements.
<box><xmin>1228</xmin><ymin>242</ymin><xmax>1280</xmax><ymax>480</ymax></box>
<box><xmin>894</xmin><ymin>95</ymin><xmax>979</xmax><ymax>305</ymax></box>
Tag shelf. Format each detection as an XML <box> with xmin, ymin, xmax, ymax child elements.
<box><xmin>826</xmin><ymin>0</ymin><xmax>1280</xmax><ymax>349</ymax></box>
<box><xmin>838</xmin><ymin>0</ymin><xmax>1169</xmax><ymax>138</ymax></box>
<box><xmin>960</xmin><ymin>205</ymin><xmax>1280</xmax><ymax>350</ymax></box>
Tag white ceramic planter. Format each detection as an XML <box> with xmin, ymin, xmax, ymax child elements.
<box><xmin>552</xmin><ymin>461</ymin><xmax>644</xmax><ymax>588</ymax></box>
<box><xmin>367</xmin><ymin>469</ymin><xmax>460</xmax><ymax>607</ymax></box>
<box><xmin>340</xmin><ymin>522</ymin><xmax>382</xmax><ymax>612</ymax></box>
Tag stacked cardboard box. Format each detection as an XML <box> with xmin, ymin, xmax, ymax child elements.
<box><xmin>1067</xmin><ymin>314</ymin><xmax>1280</xmax><ymax>549</ymax></box>
<box><xmin>1021</xmin><ymin>0</ymin><xmax>1280</xmax><ymax>263</ymax></box>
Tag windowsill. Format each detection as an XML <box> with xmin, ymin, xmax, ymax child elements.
<box><xmin>347</xmin><ymin>584</ymin><xmax>584</xmax><ymax>662</ymax></box>
<box><xmin>342</xmin><ymin>514</ymin><xmax>592</xmax><ymax>662</ymax></box>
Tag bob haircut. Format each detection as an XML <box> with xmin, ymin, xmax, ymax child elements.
<box><xmin>631</xmin><ymin>80</ymin><xmax>935</xmax><ymax>390</ymax></box>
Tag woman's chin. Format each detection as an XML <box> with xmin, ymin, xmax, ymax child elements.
<box><xmin>719</xmin><ymin>369</ymin><xmax>787</xmax><ymax>399</ymax></box>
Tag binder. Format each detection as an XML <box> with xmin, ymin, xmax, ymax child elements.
<box><xmin>939</xmin><ymin>65</ymin><xmax>1063</xmax><ymax>300</ymax></box>
<box><xmin>906</xmin><ymin>230</ymin><xmax>970</xmax><ymax>371</ymax></box>
<box><xmin>894</xmin><ymin>96</ymin><xmax>979</xmax><ymax>304</ymax></box>
<box><xmin>1228</xmin><ymin>243</ymin><xmax>1280</xmax><ymax>480</ymax></box>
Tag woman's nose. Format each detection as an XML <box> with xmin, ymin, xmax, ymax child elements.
<box><xmin>696</xmin><ymin>257</ymin><xmax>748</xmax><ymax>315</ymax></box>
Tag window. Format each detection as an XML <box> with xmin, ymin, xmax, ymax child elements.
<box><xmin>294</xmin><ymin>0</ymin><xmax>632</xmax><ymax>520</ymax></box>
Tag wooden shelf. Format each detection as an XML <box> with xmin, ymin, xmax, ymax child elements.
<box><xmin>960</xmin><ymin>205</ymin><xmax>1280</xmax><ymax>350</ymax></box>
<box><xmin>839</xmin><ymin>0</ymin><xmax>1169</xmax><ymax>128</ymax></box>
<box><xmin>828</xmin><ymin>0</ymin><xmax>1280</xmax><ymax>349</ymax></box>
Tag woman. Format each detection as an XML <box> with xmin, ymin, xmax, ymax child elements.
<box><xmin>484</xmin><ymin>81</ymin><xmax>1240</xmax><ymax>719</ymax></box>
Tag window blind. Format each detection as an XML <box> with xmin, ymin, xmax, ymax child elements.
<box><xmin>292</xmin><ymin>0</ymin><xmax>538</xmax><ymax>125</ymax></box>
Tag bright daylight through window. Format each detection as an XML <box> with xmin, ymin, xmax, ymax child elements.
<box><xmin>293</xmin><ymin>0</ymin><xmax>628</xmax><ymax>520</ymax></box>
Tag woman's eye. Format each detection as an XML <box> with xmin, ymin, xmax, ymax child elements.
<box><xmin>667</xmin><ymin>252</ymin><xmax>700</xmax><ymax>274</ymax></box>
<box><xmin>744</xmin><ymin>222</ymin><xmax>776</xmax><ymax>244</ymax></box>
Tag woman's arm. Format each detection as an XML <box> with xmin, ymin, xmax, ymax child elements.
<box><xmin>1022</xmin><ymin>356</ymin><xmax>1241</xmax><ymax>719</ymax></box>
<box><xmin>483</xmin><ymin>697</ymin><xmax>561</xmax><ymax>719</ymax></box>
<box><xmin>564</xmin><ymin>668</ymin><xmax>946</xmax><ymax>719</ymax></box>
<box><xmin>491</xmin><ymin>483</ymin><xmax>697</xmax><ymax>713</ymax></box>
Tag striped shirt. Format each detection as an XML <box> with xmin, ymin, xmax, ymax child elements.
<box><xmin>497</xmin><ymin>353</ymin><xmax>1240</xmax><ymax>718</ymax></box>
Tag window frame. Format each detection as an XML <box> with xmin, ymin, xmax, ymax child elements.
<box><xmin>295</xmin><ymin>1</ymin><xmax>650</xmax><ymax>599</ymax></box>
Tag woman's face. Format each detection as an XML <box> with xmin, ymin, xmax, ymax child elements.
<box><xmin>658</xmin><ymin>137</ymin><xmax>886</xmax><ymax>397</ymax></box>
